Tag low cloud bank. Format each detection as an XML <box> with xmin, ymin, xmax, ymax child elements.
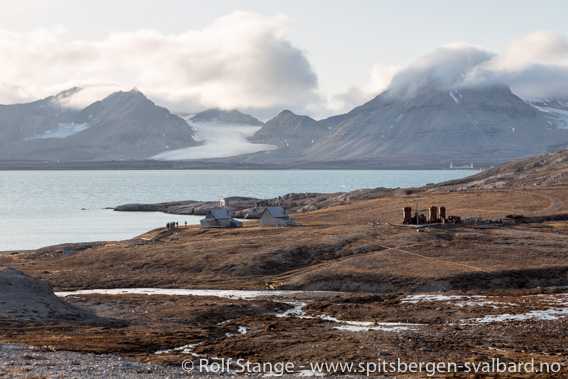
<box><xmin>388</xmin><ymin>31</ymin><xmax>568</xmax><ymax>99</ymax></box>
<box><xmin>0</xmin><ymin>19</ymin><xmax>567</xmax><ymax>118</ymax></box>
<box><xmin>0</xmin><ymin>11</ymin><xmax>320</xmax><ymax>115</ymax></box>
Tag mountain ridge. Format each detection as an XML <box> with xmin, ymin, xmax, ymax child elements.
<box><xmin>303</xmin><ymin>84</ymin><xmax>568</xmax><ymax>161</ymax></box>
<box><xmin>0</xmin><ymin>88</ymin><xmax>198</xmax><ymax>161</ymax></box>
<box><xmin>189</xmin><ymin>108</ymin><xmax>264</xmax><ymax>126</ymax></box>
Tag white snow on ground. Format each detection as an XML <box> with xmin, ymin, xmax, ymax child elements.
<box><xmin>402</xmin><ymin>294</ymin><xmax>486</xmax><ymax>303</ymax></box>
<box><xmin>404</xmin><ymin>292</ymin><xmax>568</xmax><ymax>324</ymax></box>
<box><xmin>26</xmin><ymin>123</ymin><xmax>90</xmax><ymax>139</ymax></box>
<box><xmin>56</xmin><ymin>288</ymin><xmax>302</xmax><ymax>299</ymax></box>
<box><xmin>151</xmin><ymin>121</ymin><xmax>277</xmax><ymax>160</ymax></box>
<box><xmin>466</xmin><ymin>307</ymin><xmax>568</xmax><ymax>323</ymax></box>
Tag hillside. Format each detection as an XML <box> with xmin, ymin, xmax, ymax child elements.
<box><xmin>304</xmin><ymin>84</ymin><xmax>568</xmax><ymax>163</ymax></box>
<box><xmin>436</xmin><ymin>146</ymin><xmax>568</xmax><ymax>190</ymax></box>
<box><xmin>0</xmin><ymin>89</ymin><xmax>198</xmax><ymax>161</ymax></box>
<box><xmin>189</xmin><ymin>108</ymin><xmax>264</xmax><ymax>126</ymax></box>
<box><xmin>252</xmin><ymin>110</ymin><xmax>330</xmax><ymax>151</ymax></box>
<box><xmin>0</xmin><ymin>88</ymin><xmax>80</xmax><ymax>143</ymax></box>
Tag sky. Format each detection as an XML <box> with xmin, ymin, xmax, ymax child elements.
<box><xmin>1</xmin><ymin>0</ymin><xmax>568</xmax><ymax>120</ymax></box>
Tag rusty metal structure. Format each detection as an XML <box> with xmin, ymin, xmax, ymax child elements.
<box><xmin>402</xmin><ymin>205</ymin><xmax>453</xmax><ymax>224</ymax></box>
<box><xmin>403</xmin><ymin>207</ymin><xmax>413</xmax><ymax>224</ymax></box>
<box><xmin>428</xmin><ymin>206</ymin><xmax>439</xmax><ymax>223</ymax></box>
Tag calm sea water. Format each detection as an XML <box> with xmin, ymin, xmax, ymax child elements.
<box><xmin>0</xmin><ymin>170</ymin><xmax>476</xmax><ymax>251</ymax></box>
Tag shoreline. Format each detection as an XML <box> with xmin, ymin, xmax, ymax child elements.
<box><xmin>0</xmin><ymin>158</ymin><xmax>492</xmax><ymax>171</ymax></box>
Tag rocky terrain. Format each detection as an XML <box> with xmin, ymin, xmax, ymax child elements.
<box><xmin>113</xmin><ymin>189</ymin><xmax>388</xmax><ymax>219</ymax></box>
<box><xmin>0</xmin><ymin>267</ymin><xmax>98</xmax><ymax>323</ymax></box>
<box><xmin>435</xmin><ymin>146</ymin><xmax>568</xmax><ymax>190</ymax></box>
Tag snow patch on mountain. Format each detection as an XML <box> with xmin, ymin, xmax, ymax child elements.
<box><xmin>532</xmin><ymin>106</ymin><xmax>568</xmax><ymax>129</ymax></box>
<box><xmin>151</xmin><ymin>121</ymin><xmax>276</xmax><ymax>160</ymax></box>
<box><xmin>26</xmin><ymin>123</ymin><xmax>90</xmax><ymax>140</ymax></box>
<box><xmin>450</xmin><ymin>90</ymin><xmax>462</xmax><ymax>104</ymax></box>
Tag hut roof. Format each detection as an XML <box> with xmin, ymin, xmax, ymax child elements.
<box><xmin>207</xmin><ymin>209</ymin><xmax>231</xmax><ymax>220</ymax></box>
<box><xmin>264</xmin><ymin>206</ymin><xmax>291</xmax><ymax>219</ymax></box>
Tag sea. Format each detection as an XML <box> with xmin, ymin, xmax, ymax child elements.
<box><xmin>0</xmin><ymin>170</ymin><xmax>476</xmax><ymax>251</ymax></box>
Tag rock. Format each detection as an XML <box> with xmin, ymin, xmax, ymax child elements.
<box><xmin>0</xmin><ymin>267</ymin><xmax>97</xmax><ymax>322</ymax></box>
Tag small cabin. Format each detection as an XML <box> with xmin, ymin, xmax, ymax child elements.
<box><xmin>260</xmin><ymin>206</ymin><xmax>296</xmax><ymax>227</ymax></box>
<box><xmin>200</xmin><ymin>209</ymin><xmax>242</xmax><ymax>229</ymax></box>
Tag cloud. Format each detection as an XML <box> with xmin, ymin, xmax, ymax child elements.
<box><xmin>464</xmin><ymin>30</ymin><xmax>568</xmax><ymax>98</ymax></box>
<box><xmin>332</xmin><ymin>63</ymin><xmax>400</xmax><ymax>112</ymax></box>
<box><xmin>383</xmin><ymin>31</ymin><xmax>568</xmax><ymax>100</ymax></box>
<box><xmin>387</xmin><ymin>43</ymin><xmax>495</xmax><ymax>97</ymax></box>
<box><xmin>0</xmin><ymin>11</ymin><xmax>320</xmax><ymax>113</ymax></box>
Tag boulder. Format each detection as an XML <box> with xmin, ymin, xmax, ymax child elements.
<box><xmin>0</xmin><ymin>267</ymin><xmax>97</xmax><ymax>322</ymax></box>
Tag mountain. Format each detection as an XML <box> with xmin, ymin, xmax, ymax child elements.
<box><xmin>252</xmin><ymin>110</ymin><xmax>330</xmax><ymax>151</ymax></box>
<box><xmin>0</xmin><ymin>89</ymin><xmax>198</xmax><ymax>161</ymax></box>
<box><xmin>0</xmin><ymin>88</ymin><xmax>80</xmax><ymax>143</ymax></box>
<box><xmin>190</xmin><ymin>108</ymin><xmax>264</xmax><ymax>126</ymax></box>
<box><xmin>303</xmin><ymin>85</ymin><xmax>568</xmax><ymax>163</ymax></box>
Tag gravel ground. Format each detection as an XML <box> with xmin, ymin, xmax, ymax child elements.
<box><xmin>0</xmin><ymin>342</ymin><xmax>377</xmax><ymax>378</ymax></box>
<box><xmin>0</xmin><ymin>342</ymin><xmax>223</xmax><ymax>378</ymax></box>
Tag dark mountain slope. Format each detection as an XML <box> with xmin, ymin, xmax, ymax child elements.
<box><xmin>0</xmin><ymin>89</ymin><xmax>198</xmax><ymax>161</ymax></box>
<box><xmin>0</xmin><ymin>88</ymin><xmax>80</xmax><ymax>143</ymax></box>
<box><xmin>252</xmin><ymin>110</ymin><xmax>330</xmax><ymax>151</ymax></box>
<box><xmin>190</xmin><ymin>108</ymin><xmax>264</xmax><ymax>126</ymax></box>
<box><xmin>304</xmin><ymin>85</ymin><xmax>568</xmax><ymax>162</ymax></box>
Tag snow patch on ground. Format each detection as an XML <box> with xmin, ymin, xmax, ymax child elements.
<box><xmin>466</xmin><ymin>307</ymin><xmax>568</xmax><ymax>323</ymax></box>
<box><xmin>151</xmin><ymin>121</ymin><xmax>277</xmax><ymax>160</ymax></box>
<box><xmin>56</xmin><ymin>288</ymin><xmax>302</xmax><ymax>299</ymax></box>
<box><xmin>402</xmin><ymin>294</ymin><xmax>486</xmax><ymax>303</ymax></box>
<box><xmin>26</xmin><ymin>123</ymin><xmax>90</xmax><ymax>140</ymax></box>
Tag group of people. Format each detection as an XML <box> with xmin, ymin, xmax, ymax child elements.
<box><xmin>166</xmin><ymin>221</ymin><xmax>188</xmax><ymax>229</ymax></box>
<box><xmin>166</xmin><ymin>221</ymin><xmax>178</xmax><ymax>229</ymax></box>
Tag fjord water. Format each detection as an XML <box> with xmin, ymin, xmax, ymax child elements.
<box><xmin>0</xmin><ymin>170</ymin><xmax>476</xmax><ymax>251</ymax></box>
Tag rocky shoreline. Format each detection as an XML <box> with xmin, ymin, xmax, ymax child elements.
<box><xmin>113</xmin><ymin>188</ymin><xmax>391</xmax><ymax>219</ymax></box>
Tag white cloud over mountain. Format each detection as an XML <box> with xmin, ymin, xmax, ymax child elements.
<box><xmin>0</xmin><ymin>11</ymin><xmax>320</xmax><ymax>115</ymax></box>
<box><xmin>383</xmin><ymin>31</ymin><xmax>568</xmax><ymax>99</ymax></box>
<box><xmin>334</xmin><ymin>31</ymin><xmax>568</xmax><ymax>110</ymax></box>
<box><xmin>0</xmin><ymin>12</ymin><xmax>567</xmax><ymax>119</ymax></box>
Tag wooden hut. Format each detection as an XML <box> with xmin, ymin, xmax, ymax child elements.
<box><xmin>200</xmin><ymin>209</ymin><xmax>242</xmax><ymax>229</ymax></box>
<box><xmin>260</xmin><ymin>206</ymin><xmax>296</xmax><ymax>227</ymax></box>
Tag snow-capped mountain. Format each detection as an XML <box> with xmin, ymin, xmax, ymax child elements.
<box><xmin>0</xmin><ymin>87</ymin><xmax>81</xmax><ymax>143</ymax></box>
<box><xmin>302</xmin><ymin>84</ymin><xmax>568</xmax><ymax>163</ymax></box>
<box><xmin>0</xmin><ymin>89</ymin><xmax>198</xmax><ymax>161</ymax></box>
